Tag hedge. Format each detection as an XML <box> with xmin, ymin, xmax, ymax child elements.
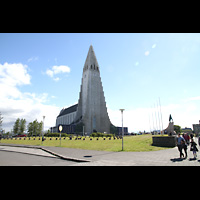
<box><xmin>44</xmin><ymin>132</ymin><xmax>69</xmax><ymax>137</ymax></box>
<box><xmin>90</xmin><ymin>132</ymin><xmax>113</xmax><ymax>138</ymax></box>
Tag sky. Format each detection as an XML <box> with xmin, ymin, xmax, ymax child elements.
<box><xmin>0</xmin><ymin>33</ymin><xmax>200</xmax><ymax>133</ymax></box>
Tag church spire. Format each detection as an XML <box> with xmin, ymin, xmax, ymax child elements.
<box><xmin>75</xmin><ymin>45</ymin><xmax>111</xmax><ymax>134</ymax></box>
<box><xmin>84</xmin><ymin>45</ymin><xmax>99</xmax><ymax>71</ymax></box>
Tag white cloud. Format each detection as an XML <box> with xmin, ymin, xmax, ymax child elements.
<box><xmin>46</xmin><ymin>69</ymin><xmax>54</xmax><ymax>77</ymax></box>
<box><xmin>1</xmin><ymin>96</ymin><xmax>60</xmax><ymax>132</ymax></box>
<box><xmin>0</xmin><ymin>63</ymin><xmax>31</xmax><ymax>99</ymax></box>
<box><xmin>0</xmin><ymin>62</ymin><xmax>31</xmax><ymax>86</ymax></box>
<box><xmin>108</xmin><ymin>107</ymin><xmax>152</xmax><ymax>133</ymax></box>
<box><xmin>108</xmin><ymin>101</ymin><xmax>199</xmax><ymax>133</ymax></box>
<box><xmin>152</xmin><ymin>44</ymin><xmax>157</xmax><ymax>48</ymax></box>
<box><xmin>52</xmin><ymin>65</ymin><xmax>70</xmax><ymax>74</ymax></box>
<box><xmin>27</xmin><ymin>56</ymin><xmax>39</xmax><ymax>62</ymax></box>
<box><xmin>0</xmin><ymin>62</ymin><xmax>60</xmax><ymax>132</ymax></box>
<box><xmin>53</xmin><ymin>77</ymin><xmax>60</xmax><ymax>82</ymax></box>
<box><xmin>46</xmin><ymin>65</ymin><xmax>70</xmax><ymax>81</ymax></box>
<box><xmin>23</xmin><ymin>92</ymin><xmax>49</xmax><ymax>104</ymax></box>
<box><xmin>186</xmin><ymin>96</ymin><xmax>200</xmax><ymax>101</ymax></box>
<box><xmin>0</xmin><ymin>83</ymin><xmax>22</xmax><ymax>99</ymax></box>
<box><xmin>144</xmin><ymin>51</ymin><xmax>150</xmax><ymax>56</ymax></box>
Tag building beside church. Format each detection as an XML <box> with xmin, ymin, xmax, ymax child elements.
<box><xmin>193</xmin><ymin>123</ymin><xmax>200</xmax><ymax>136</ymax></box>
<box><xmin>51</xmin><ymin>45</ymin><xmax>117</xmax><ymax>135</ymax></box>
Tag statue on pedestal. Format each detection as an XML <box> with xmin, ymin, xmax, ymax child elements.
<box><xmin>164</xmin><ymin>114</ymin><xmax>175</xmax><ymax>136</ymax></box>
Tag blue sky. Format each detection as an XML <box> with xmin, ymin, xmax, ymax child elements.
<box><xmin>1</xmin><ymin>33</ymin><xmax>200</xmax><ymax>132</ymax></box>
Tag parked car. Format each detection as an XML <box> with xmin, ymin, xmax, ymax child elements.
<box><xmin>17</xmin><ymin>134</ymin><xmax>26</xmax><ymax>137</ymax></box>
<box><xmin>13</xmin><ymin>134</ymin><xmax>26</xmax><ymax>137</ymax></box>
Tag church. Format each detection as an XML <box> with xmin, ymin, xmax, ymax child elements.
<box><xmin>51</xmin><ymin>45</ymin><xmax>116</xmax><ymax>135</ymax></box>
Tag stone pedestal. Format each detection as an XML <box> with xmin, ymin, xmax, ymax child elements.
<box><xmin>152</xmin><ymin>136</ymin><xmax>176</xmax><ymax>147</ymax></box>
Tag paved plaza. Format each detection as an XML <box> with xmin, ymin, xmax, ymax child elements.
<box><xmin>1</xmin><ymin>137</ymin><xmax>200</xmax><ymax>166</ymax></box>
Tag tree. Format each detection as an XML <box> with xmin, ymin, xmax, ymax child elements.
<box><xmin>174</xmin><ymin>125</ymin><xmax>181</xmax><ymax>134</ymax></box>
<box><xmin>0</xmin><ymin>112</ymin><xmax>3</xmax><ymax>132</ymax></box>
<box><xmin>27</xmin><ymin>119</ymin><xmax>43</xmax><ymax>137</ymax></box>
<box><xmin>28</xmin><ymin>122</ymin><xmax>33</xmax><ymax>137</ymax></box>
<box><xmin>38</xmin><ymin>121</ymin><xmax>43</xmax><ymax>137</ymax></box>
<box><xmin>19</xmin><ymin>119</ymin><xmax>26</xmax><ymax>134</ymax></box>
<box><xmin>13</xmin><ymin>118</ymin><xmax>20</xmax><ymax>135</ymax></box>
<box><xmin>13</xmin><ymin>118</ymin><xmax>26</xmax><ymax>135</ymax></box>
<box><xmin>28</xmin><ymin>120</ymin><xmax>37</xmax><ymax>137</ymax></box>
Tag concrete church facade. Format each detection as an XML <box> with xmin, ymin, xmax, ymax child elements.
<box><xmin>51</xmin><ymin>45</ymin><xmax>112</xmax><ymax>135</ymax></box>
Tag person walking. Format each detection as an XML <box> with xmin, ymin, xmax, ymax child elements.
<box><xmin>183</xmin><ymin>133</ymin><xmax>190</xmax><ymax>145</ymax></box>
<box><xmin>181</xmin><ymin>139</ymin><xmax>188</xmax><ymax>158</ymax></box>
<box><xmin>176</xmin><ymin>133</ymin><xmax>185</xmax><ymax>158</ymax></box>
<box><xmin>190</xmin><ymin>138</ymin><xmax>198</xmax><ymax>159</ymax></box>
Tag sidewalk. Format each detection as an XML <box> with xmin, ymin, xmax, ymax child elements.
<box><xmin>1</xmin><ymin>138</ymin><xmax>200</xmax><ymax>166</ymax></box>
<box><xmin>44</xmin><ymin>137</ymin><xmax>200</xmax><ymax>166</ymax></box>
<box><xmin>71</xmin><ymin>147</ymin><xmax>200</xmax><ymax>166</ymax></box>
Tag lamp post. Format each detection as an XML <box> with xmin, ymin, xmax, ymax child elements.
<box><xmin>119</xmin><ymin>109</ymin><xmax>125</xmax><ymax>151</ymax></box>
<box><xmin>59</xmin><ymin>125</ymin><xmax>63</xmax><ymax>146</ymax></box>
<box><xmin>42</xmin><ymin>116</ymin><xmax>45</xmax><ymax>145</ymax></box>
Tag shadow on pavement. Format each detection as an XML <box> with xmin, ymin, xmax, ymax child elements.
<box><xmin>189</xmin><ymin>157</ymin><xmax>197</xmax><ymax>161</ymax></box>
<box><xmin>170</xmin><ymin>158</ymin><xmax>184</xmax><ymax>162</ymax></box>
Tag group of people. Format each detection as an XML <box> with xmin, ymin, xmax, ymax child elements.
<box><xmin>177</xmin><ymin>133</ymin><xmax>199</xmax><ymax>159</ymax></box>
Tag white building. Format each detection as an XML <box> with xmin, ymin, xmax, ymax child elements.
<box><xmin>56</xmin><ymin>104</ymin><xmax>78</xmax><ymax>126</ymax></box>
<box><xmin>51</xmin><ymin>45</ymin><xmax>112</xmax><ymax>135</ymax></box>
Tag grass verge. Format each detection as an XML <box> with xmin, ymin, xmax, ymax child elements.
<box><xmin>0</xmin><ymin>135</ymin><xmax>172</xmax><ymax>152</ymax></box>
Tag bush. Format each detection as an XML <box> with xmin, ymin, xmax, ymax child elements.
<box><xmin>44</xmin><ymin>132</ymin><xmax>69</xmax><ymax>137</ymax></box>
<box><xmin>90</xmin><ymin>132</ymin><xmax>113</xmax><ymax>138</ymax></box>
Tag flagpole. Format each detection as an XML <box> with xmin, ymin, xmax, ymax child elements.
<box><xmin>151</xmin><ymin>106</ymin><xmax>155</xmax><ymax>134</ymax></box>
<box><xmin>159</xmin><ymin>97</ymin><xmax>164</xmax><ymax>135</ymax></box>
<box><xmin>148</xmin><ymin>111</ymin><xmax>152</xmax><ymax>134</ymax></box>
<box><xmin>157</xmin><ymin>99</ymin><xmax>161</xmax><ymax>134</ymax></box>
<box><xmin>154</xmin><ymin>103</ymin><xmax>158</xmax><ymax>135</ymax></box>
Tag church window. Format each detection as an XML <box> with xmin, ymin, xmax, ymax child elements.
<box><xmin>94</xmin><ymin>64</ymin><xmax>95</xmax><ymax>69</ymax></box>
<box><xmin>91</xmin><ymin>65</ymin><xmax>92</xmax><ymax>69</ymax></box>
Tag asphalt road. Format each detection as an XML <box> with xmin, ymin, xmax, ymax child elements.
<box><xmin>0</xmin><ymin>146</ymin><xmax>77</xmax><ymax>166</ymax></box>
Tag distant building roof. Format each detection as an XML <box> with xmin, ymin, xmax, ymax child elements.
<box><xmin>57</xmin><ymin>104</ymin><xmax>78</xmax><ymax>118</ymax></box>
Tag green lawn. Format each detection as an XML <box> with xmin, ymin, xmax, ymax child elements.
<box><xmin>0</xmin><ymin>135</ymin><xmax>172</xmax><ymax>152</ymax></box>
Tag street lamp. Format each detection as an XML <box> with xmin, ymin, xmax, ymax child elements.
<box><xmin>119</xmin><ymin>109</ymin><xmax>125</xmax><ymax>151</ymax></box>
<box><xmin>59</xmin><ymin>125</ymin><xmax>63</xmax><ymax>146</ymax></box>
<box><xmin>42</xmin><ymin>116</ymin><xmax>45</xmax><ymax>144</ymax></box>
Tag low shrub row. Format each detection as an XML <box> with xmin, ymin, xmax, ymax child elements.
<box><xmin>90</xmin><ymin>132</ymin><xmax>114</xmax><ymax>138</ymax></box>
<box><xmin>44</xmin><ymin>132</ymin><xmax>70</xmax><ymax>137</ymax></box>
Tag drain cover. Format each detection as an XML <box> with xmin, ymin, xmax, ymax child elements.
<box><xmin>84</xmin><ymin>155</ymin><xmax>92</xmax><ymax>158</ymax></box>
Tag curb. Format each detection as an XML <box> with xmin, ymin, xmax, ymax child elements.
<box><xmin>0</xmin><ymin>143</ymin><xmax>90</xmax><ymax>163</ymax></box>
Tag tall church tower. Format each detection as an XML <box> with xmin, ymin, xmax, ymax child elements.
<box><xmin>75</xmin><ymin>45</ymin><xmax>111</xmax><ymax>134</ymax></box>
